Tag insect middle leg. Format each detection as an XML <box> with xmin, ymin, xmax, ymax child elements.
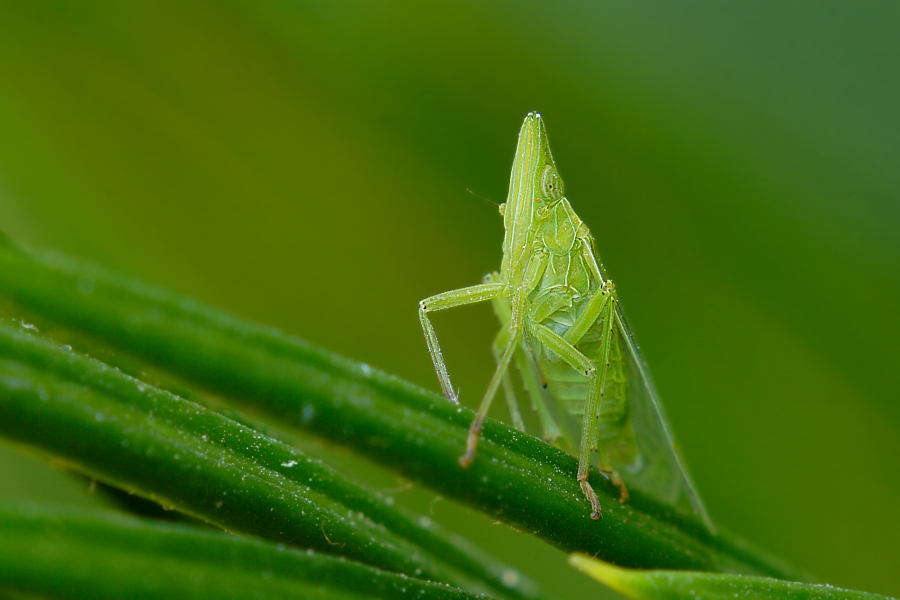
<box><xmin>419</xmin><ymin>282</ymin><xmax>507</xmax><ymax>402</ymax></box>
<box><xmin>491</xmin><ymin>326</ymin><xmax>526</xmax><ymax>432</ymax></box>
<box><xmin>458</xmin><ymin>331</ymin><xmax>519</xmax><ymax>468</ymax></box>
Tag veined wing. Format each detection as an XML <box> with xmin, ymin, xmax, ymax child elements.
<box><xmin>613</xmin><ymin>303</ymin><xmax>716</xmax><ymax>533</ymax></box>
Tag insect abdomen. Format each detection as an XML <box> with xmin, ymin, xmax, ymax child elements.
<box><xmin>541</xmin><ymin>319</ymin><xmax>632</xmax><ymax>444</ymax></box>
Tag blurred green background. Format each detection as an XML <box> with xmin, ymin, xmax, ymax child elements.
<box><xmin>1</xmin><ymin>1</ymin><xmax>898</xmax><ymax>597</ymax></box>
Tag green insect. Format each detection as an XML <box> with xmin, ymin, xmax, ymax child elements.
<box><xmin>418</xmin><ymin>112</ymin><xmax>714</xmax><ymax>530</ymax></box>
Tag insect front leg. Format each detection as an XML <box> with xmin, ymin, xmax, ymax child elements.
<box><xmin>563</xmin><ymin>283</ymin><xmax>630</xmax><ymax>505</ymax></box>
<box><xmin>419</xmin><ymin>282</ymin><xmax>507</xmax><ymax>403</ymax></box>
<box><xmin>528</xmin><ymin>321</ymin><xmax>605</xmax><ymax>518</ymax></box>
<box><xmin>587</xmin><ymin>298</ymin><xmax>630</xmax><ymax>512</ymax></box>
<box><xmin>528</xmin><ymin>322</ymin><xmax>595</xmax><ymax>377</ymax></box>
<box><xmin>578</xmin><ymin>374</ymin><xmax>603</xmax><ymax>520</ymax></box>
<box><xmin>576</xmin><ymin>369</ymin><xmax>630</xmax><ymax>517</ymax></box>
<box><xmin>563</xmin><ymin>284</ymin><xmax>612</xmax><ymax>346</ymax></box>
<box><xmin>524</xmin><ymin>324</ymin><xmax>594</xmax><ymax>444</ymax></box>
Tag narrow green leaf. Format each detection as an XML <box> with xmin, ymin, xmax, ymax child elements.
<box><xmin>0</xmin><ymin>322</ymin><xmax>538</xmax><ymax>600</ymax></box>
<box><xmin>0</xmin><ymin>237</ymin><xmax>798</xmax><ymax>578</ymax></box>
<box><xmin>0</xmin><ymin>502</ymin><xmax>479</xmax><ymax>600</ymax></box>
<box><xmin>569</xmin><ymin>554</ymin><xmax>894</xmax><ymax>600</ymax></box>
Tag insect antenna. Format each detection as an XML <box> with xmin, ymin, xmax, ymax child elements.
<box><xmin>465</xmin><ymin>188</ymin><xmax>500</xmax><ymax>208</ymax></box>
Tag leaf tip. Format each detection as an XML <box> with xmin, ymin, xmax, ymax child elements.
<box><xmin>569</xmin><ymin>553</ymin><xmax>641</xmax><ymax>597</ymax></box>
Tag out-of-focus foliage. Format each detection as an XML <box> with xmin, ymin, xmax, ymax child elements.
<box><xmin>0</xmin><ymin>1</ymin><xmax>897</xmax><ymax>597</ymax></box>
<box><xmin>0</xmin><ymin>503</ymin><xmax>483</xmax><ymax>600</ymax></box>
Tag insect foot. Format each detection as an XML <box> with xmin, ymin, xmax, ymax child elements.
<box><xmin>458</xmin><ymin>427</ymin><xmax>481</xmax><ymax>469</ymax></box>
<box><xmin>614</xmin><ymin>475</ymin><xmax>629</xmax><ymax>504</ymax></box>
<box><xmin>601</xmin><ymin>468</ymin><xmax>630</xmax><ymax>503</ymax></box>
<box><xmin>578</xmin><ymin>474</ymin><xmax>602</xmax><ymax>520</ymax></box>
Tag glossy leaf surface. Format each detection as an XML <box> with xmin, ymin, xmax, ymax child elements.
<box><xmin>0</xmin><ymin>238</ymin><xmax>796</xmax><ymax>579</ymax></box>
<box><xmin>0</xmin><ymin>318</ymin><xmax>536</xmax><ymax>600</ymax></box>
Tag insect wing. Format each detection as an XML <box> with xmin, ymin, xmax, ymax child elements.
<box><xmin>613</xmin><ymin>304</ymin><xmax>716</xmax><ymax>533</ymax></box>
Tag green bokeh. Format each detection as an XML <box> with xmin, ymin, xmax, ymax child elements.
<box><xmin>0</xmin><ymin>1</ymin><xmax>897</xmax><ymax>597</ymax></box>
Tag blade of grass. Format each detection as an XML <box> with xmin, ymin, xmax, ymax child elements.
<box><xmin>569</xmin><ymin>554</ymin><xmax>894</xmax><ymax>600</ymax></box>
<box><xmin>0</xmin><ymin>322</ymin><xmax>539</xmax><ymax>600</ymax></box>
<box><xmin>0</xmin><ymin>235</ymin><xmax>798</xmax><ymax>579</ymax></box>
<box><xmin>0</xmin><ymin>501</ymin><xmax>480</xmax><ymax>600</ymax></box>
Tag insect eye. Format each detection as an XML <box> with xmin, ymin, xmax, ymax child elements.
<box><xmin>540</xmin><ymin>165</ymin><xmax>564</xmax><ymax>201</ymax></box>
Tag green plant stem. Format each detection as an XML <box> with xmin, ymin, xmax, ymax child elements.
<box><xmin>0</xmin><ymin>238</ymin><xmax>798</xmax><ymax>579</ymax></box>
<box><xmin>0</xmin><ymin>324</ymin><xmax>537</xmax><ymax>600</ymax></box>
<box><xmin>0</xmin><ymin>502</ymin><xmax>480</xmax><ymax>600</ymax></box>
